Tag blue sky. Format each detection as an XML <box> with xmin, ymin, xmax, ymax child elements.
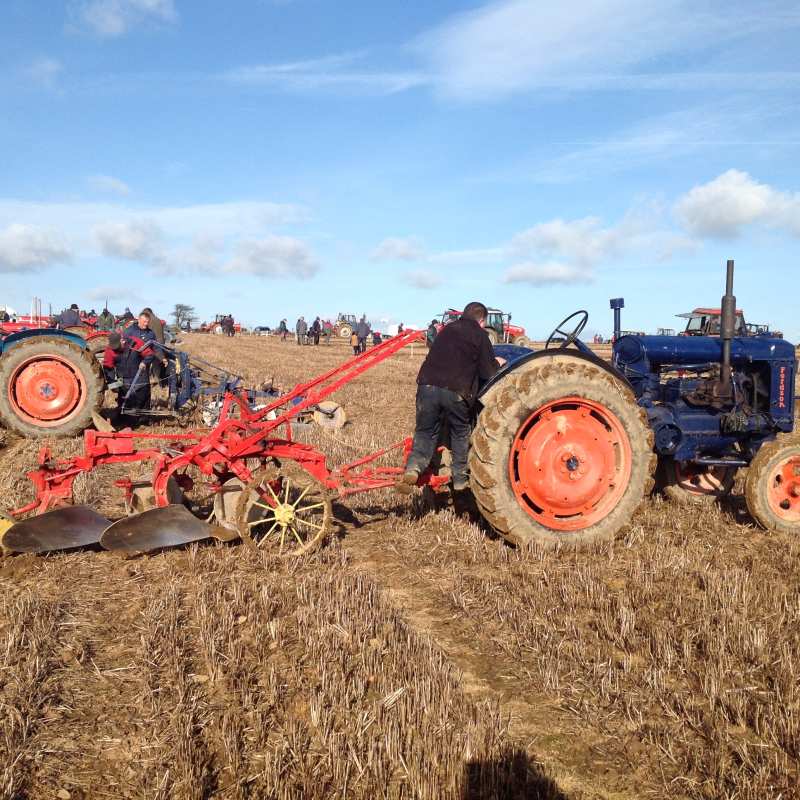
<box><xmin>1</xmin><ymin>0</ymin><xmax>799</xmax><ymax>338</ymax></box>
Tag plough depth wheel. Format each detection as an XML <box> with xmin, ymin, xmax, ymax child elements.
<box><xmin>236</xmin><ymin>463</ymin><xmax>332</xmax><ymax>556</ymax></box>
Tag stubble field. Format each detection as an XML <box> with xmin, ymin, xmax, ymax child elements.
<box><xmin>1</xmin><ymin>333</ymin><xmax>798</xmax><ymax>800</ymax></box>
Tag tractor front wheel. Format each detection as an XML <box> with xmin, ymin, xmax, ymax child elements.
<box><xmin>745</xmin><ymin>434</ymin><xmax>800</xmax><ymax>535</ymax></box>
<box><xmin>659</xmin><ymin>458</ymin><xmax>737</xmax><ymax>505</ymax></box>
<box><xmin>0</xmin><ymin>337</ymin><xmax>104</xmax><ymax>438</ymax></box>
<box><xmin>469</xmin><ymin>357</ymin><xmax>655</xmax><ymax>547</ymax></box>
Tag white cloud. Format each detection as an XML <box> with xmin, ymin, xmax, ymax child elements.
<box><xmin>417</xmin><ymin>0</ymin><xmax>799</xmax><ymax>99</ymax></box>
<box><xmin>86</xmin><ymin>285</ymin><xmax>142</xmax><ymax>304</ymax></box>
<box><xmin>675</xmin><ymin>169</ymin><xmax>800</xmax><ymax>238</ymax></box>
<box><xmin>0</xmin><ymin>224</ymin><xmax>72</xmax><ymax>272</ymax></box>
<box><xmin>370</xmin><ymin>236</ymin><xmax>426</xmax><ymax>262</ymax></box>
<box><xmin>224</xmin><ymin>54</ymin><xmax>425</xmax><ymax>95</ymax></box>
<box><xmin>0</xmin><ymin>199</ymin><xmax>308</xmax><ymax>241</ymax></box>
<box><xmin>405</xmin><ymin>270</ymin><xmax>442</xmax><ymax>289</ymax></box>
<box><xmin>25</xmin><ymin>57</ymin><xmax>64</xmax><ymax>88</ymax></box>
<box><xmin>511</xmin><ymin>217</ymin><xmax>612</xmax><ymax>267</ymax></box>
<box><xmin>88</xmin><ymin>174</ymin><xmax>131</xmax><ymax>196</ymax></box>
<box><xmin>429</xmin><ymin>247</ymin><xmax>504</xmax><ymax>265</ymax></box>
<box><xmin>504</xmin><ymin>261</ymin><xmax>590</xmax><ymax>285</ymax></box>
<box><xmin>224</xmin><ymin>236</ymin><xmax>318</xmax><ymax>278</ymax></box>
<box><xmin>73</xmin><ymin>0</ymin><xmax>177</xmax><ymax>37</ymax></box>
<box><xmin>94</xmin><ymin>219</ymin><xmax>164</xmax><ymax>262</ymax></box>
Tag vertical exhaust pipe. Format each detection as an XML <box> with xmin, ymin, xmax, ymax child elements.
<box><xmin>610</xmin><ymin>298</ymin><xmax>624</xmax><ymax>341</ymax></box>
<box><xmin>719</xmin><ymin>259</ymin><xmax>736</xmax><ymax>396</ymax></box>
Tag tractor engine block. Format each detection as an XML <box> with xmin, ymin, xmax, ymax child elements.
<box><xmin>613</xmin><ymin>334</ymin><xmax>796</xmax><ymax>464</ymax></box>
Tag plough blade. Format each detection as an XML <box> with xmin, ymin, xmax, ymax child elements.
<box><xmin>1</xmin><ymin>506</ymin><xmax>111</xmax><ymax>554</ymax></box>
<box><xmin>100</xmin><ymin>505</ymin><xmax>219</xmax><ymax>552</ymax></box>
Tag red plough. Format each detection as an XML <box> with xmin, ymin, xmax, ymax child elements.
<box><xmin>1</xmin><ymin>329</ymin><xmax>445</xmax><ymax>557</ymax></box>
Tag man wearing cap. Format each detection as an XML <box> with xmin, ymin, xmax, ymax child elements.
<box><xmin>56</xmin><ymin>303</ymin><xmax>81</xmax><ymax>328</ymax></box>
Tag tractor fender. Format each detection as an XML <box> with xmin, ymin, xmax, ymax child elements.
<box><xmin>479</xmin><ymin>345</ymin><xmax>633</xmax><ymax>407</ymax></box>
<box><xmin>1</xmin><ymin>328</ymin><xmax>88</xmax><ymax>353</ymax></box>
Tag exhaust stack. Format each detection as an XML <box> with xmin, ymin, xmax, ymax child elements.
<box><xmin>610</xmin><ymin>298</ymin><xmax>624</xmax><ymax>341</ymax></box>
<box><xmin>719</xmin><ymin>259</ymin><xmax>736</xmax><ymax>397</ymax></box>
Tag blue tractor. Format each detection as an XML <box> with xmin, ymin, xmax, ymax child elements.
<box><xmin>0</xmin><ymin>329</ymin><xmax>105</xmax><ymax>438</ymax></box>
<box><xmin>469</xmin><ymin>260</ymin><xmax>798</xmax><ymax>545</ymax></box>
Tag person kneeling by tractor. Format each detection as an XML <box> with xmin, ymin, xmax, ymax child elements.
<box><xmin>397</xmin><ymin>302</ymin><xmax>505</xmax><ymax>503</ymax></box>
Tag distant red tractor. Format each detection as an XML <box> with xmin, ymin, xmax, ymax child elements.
<box><xmin>677</xmin><ymin>308</ymin><xmax>782</xmax><ymax>338</ymax></box>
<box><xmin>436</xmin><ymin>307</ymin><xmax>531</xmax><ymax>346</ymax></box>
<box><xmin>200</xmin><ymin>314</ymin><xmax>241</xmax><ymax>335</ymax></box>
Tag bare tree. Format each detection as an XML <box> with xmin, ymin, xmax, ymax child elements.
<box><xmin>172</xmin><ymin>304</ymin><xmax>196</xmax><ymax>331</ymax></box>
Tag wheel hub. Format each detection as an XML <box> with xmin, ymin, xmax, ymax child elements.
<box><xmin>10</xmin><ymin>356</ymin><xmax>84</xmax><ymax>422</ymax></box>
<box><xmin>273</xmin><ymin>503</ymin><xmax>295</xmax><ymax>527</ymax></box>
<box><xmin>769</xmin><ymin>456</ymin><xmax>800</xmax><ymax>520</ymax></box>
<box><xmin>509</xmin><ymin>397</ymin><xmax>631</xmax><ymax>531</ymax></box>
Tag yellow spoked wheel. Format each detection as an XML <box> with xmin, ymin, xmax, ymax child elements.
<box><xmin>236</xmin><ymin>464</ymin><xmax>332</xmax><ymax>556</ymax></box>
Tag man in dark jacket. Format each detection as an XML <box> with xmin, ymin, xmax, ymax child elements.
<box><xmin>121</xmin><ymin>311</ymin><xmax>158</xmax><ymax>419</ymax></box>
<box><xmin>426</xmin><ymin>320</ymin><xmax>438</xmax><ymax>348</ymax></box>
<box><xmin>56</xmin><ymin>304</ymin><xmax>81</xmax><ymax>328</ymax></box>
<box><xmin>311</xmin><ymin>317</ymin><xmax>321</xmax><ymax>345</ymax></box>
<box><xmin>356</xmin><ymin>315</ymin><xmax>371</xmax><ymax>353</ymax></box>
<box><xmin>398</xmin><ymin>302</ymin><xmax>503</xmax><ymax>494</ymax></box>
<box><xmin>103</xmin><ymin>329</ymin><xmax>155</xmax><ymax>425</ymax></box>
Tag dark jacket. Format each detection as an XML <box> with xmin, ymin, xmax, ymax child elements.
<box><xmin>57</xmin><ymin>308</ymin><xmax>81</xmax><ymax>328</ymax></box>
<box><xmin>356</xmin><ymin>319</ymin><xmax>370</xmax><ymax>338</ymax></box>
<box><xmin>124</xmin><ymin>325</ymin><xmax>157</xmax><ymax>365</ymax></box>
<box><xmin>417</xmin><ymin>317</ymin><xmax>498</xmax><ymax>402</ymax></box>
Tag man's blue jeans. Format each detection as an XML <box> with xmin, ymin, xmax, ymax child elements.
<box><xmin>406</xmin><ymin>384</ymin><xmax>471</xmax><ymax>490</ymax></box>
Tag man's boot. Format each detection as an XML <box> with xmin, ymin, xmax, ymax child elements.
<box><xmin>395</xmin><ymin>469</ymin><xmax>420</xmax><ymax>495</ymax></box>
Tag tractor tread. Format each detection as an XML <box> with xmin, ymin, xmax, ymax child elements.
<box><xmin>469</xmin><ymin>356</ymin><xmax>655</xmax><ymax>549</ymax></box>
<box><xmin>0</xmin><ymin>335</ymin><xmax>104</xmax><ymax>438</ymax></box>
<box><xmin>744</xmin><ymin>432</ymin><xmax>800</xmax><ymax>535</ymax></box>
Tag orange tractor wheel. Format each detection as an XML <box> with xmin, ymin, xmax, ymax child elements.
<box><xmin>469</xmin><ymin>356</ymin><xmax>656</xmax><ymax>548</ymax></box>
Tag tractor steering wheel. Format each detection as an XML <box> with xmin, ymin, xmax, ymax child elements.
<box><xmin>545</xmin><ymin>310</ymin><xmax>589</xmax><ymax>350</ymax></box>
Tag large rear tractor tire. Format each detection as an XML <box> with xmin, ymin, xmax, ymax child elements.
<box><xmin>0</xmin><ymin>337</ymin><xmax>104</xmax><ymax>438</ymax></box>
<box><xmin>338</xmin><ymin>324</ymin><xmax>352</xmax><ymax>339</ymax></box>
<box><xmin>745</xmin><ymin>434</ymin><xmax>800</xmax><ymax>535</ymax></box>
<box><xmin>485</xmin><ymin>328</ymin><xmax>500</xmax><ymax>345</ymax></box>
<box><xmin>659</xmin><ymin>458</ymin><xmax>736</xmax><ymax>505</ymax></box>
<box><xmin>469</xmin><ymin>357</ymin><xmax>655</xmax><ymax>548</ymax></box>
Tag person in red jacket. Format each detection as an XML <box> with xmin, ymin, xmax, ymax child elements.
<box><xmin>102</xmin><ymin>330</ymin><xmax>156</xmax><ymax>425</ymax></box>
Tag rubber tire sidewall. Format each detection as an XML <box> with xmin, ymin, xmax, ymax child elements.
<box><xmin>745</xmin><ymin>433</ymin><xmax>800</xmax><ymax>535</ymax></box>
<box><xmin>469</xmin><ymin>356</ymin><xmax>655</xmax><ymax>548</ymax></box>
<box><xmin>0</xmin><ymin>337</ymin><xmax>104</xmax><ymax>438</ymax></box>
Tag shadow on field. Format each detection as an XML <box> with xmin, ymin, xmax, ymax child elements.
<box><xmin>462</xmin><ymin>749</ymin><xmax>569</xmax><ymax>799</ymax></box>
